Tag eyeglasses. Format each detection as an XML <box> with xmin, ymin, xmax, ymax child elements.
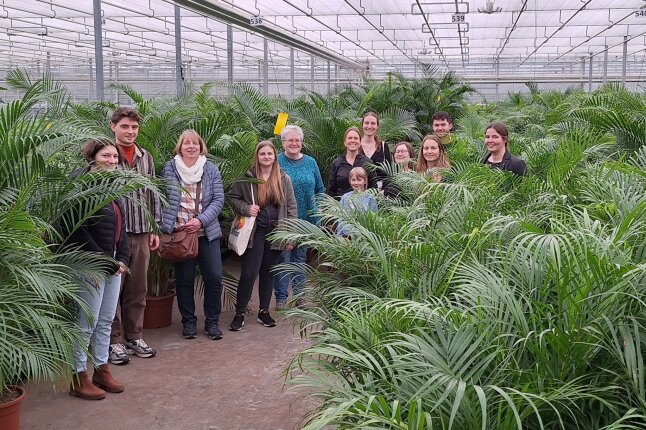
<box><xmin>394</xmin><ymin>149</ymin><xmax>409</xmax><ymax>154</ymax></box>
<box><xmin>285</xmin><ymin>139</ymin><xmax>302</xmax><ymax>143</ymax></box>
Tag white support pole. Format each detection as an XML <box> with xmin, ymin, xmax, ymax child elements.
<box><xmin>227</xmin><ymin>25</ymin><xmax>233</xmax><ymax>84</ymax></box>
<box><xmin>327</xmin><ymin>61</ymin><xmax>331</xmax><ymax>94</ymax></box>
<box><xmin>174</xmin><ymin>4</ymin><xmax>183</xmax><ymax>96</ymax></box>
<box><xmin>603</xmin><ymin>46</ymin><xmax>608</xmax><ymax>83</ymax></box>
<box><xmin>92</xmin><ymin>0</ymin><xmax>104</xmax><ymax>101</ymax></box>
<box><xmin>263</xmin><ymin>38</ymin><xmax>269</xmax><ymax>96</ymax></box>
<box><xmin>621</xmin><ymin>35</ymin><xmax>628</xmax><ymax>86</ymax></box>
<box><xmin>310</xmin><ymin>55</ymin><xmax>315</xmax><ymax>91</ymax></box>
<box><xmin>290</xmin><ymin>48</ymin><xmax>295</xmax><ymax>98</ymax></box>
<box><xmin>588</xmin><ymin>52</ymin><xmax>593</xmax><ymax>92</ymax></box>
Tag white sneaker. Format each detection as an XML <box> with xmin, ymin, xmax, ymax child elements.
<box><xmin>108</xmin><ymin>343</ymin><xmax>130</xmax><ymax>365</ymax></box>
<box><xmin>125</xmin><ymin>339</ymin><xmax>156</xmax><ymax>358</ymax></box>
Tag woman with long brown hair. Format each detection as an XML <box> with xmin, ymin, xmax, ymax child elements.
<box><xmin>228</xmin><ymin>141</ymin><xmax>297</xmax><ymax>331</ymax></box>
<box><xmin>360</xmin><ymin>111</ymin><xmax>391</xmax><ymax>164</ymax></box>
<box><xmin>416</xmin><ymin>134</ymin><xmax>451</xmax><ymax>182</ymax></box>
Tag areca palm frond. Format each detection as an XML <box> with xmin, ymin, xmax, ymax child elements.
<box><xmin>0</xmin><ymin>76</ymin><xmax>166</xmax><ymax>395</ymax></box>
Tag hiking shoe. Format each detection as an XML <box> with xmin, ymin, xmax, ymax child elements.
<box><xmin>125</xmin><ymin>339</ymin><xmax>156</xmax><ymax>358</ymax></box>
<box><xmin>205</xmin><ymin>322</ymin><xmax>223</xmax><ymax>340</ymax></box>
<box><xmin>108</xmin><ymin>344</ymin><xmax>130</xmax><ymax>366</ymax></box>
<box><xmin>257</xmin><ymin>309</ymin><xmax>276</xmax><ymax>327</ymax></box>
<box><xmin>275</xmin><ymin>300</ymin><xmax>286</xmax><ymax>311</ymax></box>
<box><xmin>229</xmin><ymin>313</ymin><xmax>245</xmax><ymax>331</ymax></box>
<box><xmin>182</xmin><ymin>321</ymin><xmax>197</xmax><ymax>339</ymax></box>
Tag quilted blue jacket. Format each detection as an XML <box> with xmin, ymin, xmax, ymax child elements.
<box><xmin>160</xmin><ymin>159</ymin><xmax>225</xmax><ymax>241</ymax></box>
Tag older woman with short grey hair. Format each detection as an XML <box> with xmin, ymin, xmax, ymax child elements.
<box><xmin>273</xmin><ymin>125</ymin><xmax>324</xmax><ymax>309</ymax></box>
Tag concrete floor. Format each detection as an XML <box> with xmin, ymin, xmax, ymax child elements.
<box><xmin>21</xmin><ymin>257</ymin><xmax>316</xmax><ymax>430</ymax></box>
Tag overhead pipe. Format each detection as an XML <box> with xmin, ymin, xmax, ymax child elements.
<box><xmin>519</xmin><ymin>0</ymin><xmax>591</xmax><ymax>66</ymax></box>
<box><xmin>545</xmin><ymin>9</ymin><xmax>635</xmax><ymax>66</ymax></box>
<box><xmin>495</xmin><ymin>0</ymin><xmax>528</xmax><ymax>63</ymax></box>
<box><xmin>174</xmin><ymin>0</ymin><xmax>365</xmax><ymax>70</ymax></box>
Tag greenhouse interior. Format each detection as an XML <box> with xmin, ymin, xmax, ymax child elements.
<box><xmin>1</xmin><ymin>0</ymin><xmax>646</xmax><ymax>429</ymax></box>
<box><xmin>1</xmin><ymin>0</ymin><xmax>645</xmax><ymax>100</ymax></box>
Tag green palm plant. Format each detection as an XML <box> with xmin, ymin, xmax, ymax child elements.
<box><xmin>0</xmin><ymin>72</ymin><xmax>159</xmax><ymax>401</ymax></box>
<box><xmin>273</xmin><ymin>95</ymin><xmax>646</xmax><ymax>428</ymax></box>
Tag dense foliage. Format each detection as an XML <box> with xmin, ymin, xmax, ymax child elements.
<box><xmin>272</xmin><ymin>84</ymin><xmax>646</xmax><ymax>429</ymax></box>
<box><xmin>1</xmin><ymin>67</ymin><xmax>644</xmax><ymax>430</ymax></box>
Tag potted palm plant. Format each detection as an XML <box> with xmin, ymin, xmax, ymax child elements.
<box><xmin>144</xmin><ymin>252</ymin><xmax>176</xmax><ymax>329</ymax></box>
<box><xmin>0</xmin><ymin>69</ymin><xmax>151</xmax><ymax>429</ymax></box>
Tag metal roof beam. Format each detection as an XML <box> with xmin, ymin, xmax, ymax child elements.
<box><xmin>174</xmin><ymin>0</ymin><xmax>364</xmax><ymax>70</ymax></box>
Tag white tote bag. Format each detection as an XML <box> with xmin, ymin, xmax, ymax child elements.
<box><xmin>228</xmin><ymin>185</ymin><xmax>256</xmax><ymax>256</ymax></box>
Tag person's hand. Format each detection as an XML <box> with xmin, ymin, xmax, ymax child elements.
<box><xmin>114</xmin><ymin>262</ymin><xmax>127</xmax><ymax>276</ymax></box>
<box><xmin>249</xmin><ymin>204</ymin><xmax>260</xmax><ymax>217</ymax></box>
<box><xmin>149</xmin><ymin>234</ymin><xmax>160</xmax><ymax>251</ymax></box>
<box><xmin>285</xmin><ymin>243</ymin><xmax>294</xmax><ymax>251</ymax></box>
<box><xmin>185</xmin><ymin>218</ymin><xmax>202</xmax><ymax>233</ymax></box>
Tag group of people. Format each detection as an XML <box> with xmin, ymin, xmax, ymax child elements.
<box><xmin>327</xmin><ymin>111</ymin><xmax>526</xmax><ymax>202</ymax></box>
<box><xmin>65</xmin><ymin>107</ymin><xmax>526</xmax><ymax>401</ymax></box>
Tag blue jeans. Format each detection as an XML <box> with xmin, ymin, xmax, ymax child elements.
<box><xmin>273</xmin><ymin>245</ymin><xmax>308</xmax><ymax>302</ymax></box>
<box><xmin>174</xmin><ymin>236</ymin><xmax>223</xmax><ymax>325</ymax></box>
<box><xmin>74</xmin><ymin>273</ymin><xmax>122</xmax><ymax>372</ymax></box>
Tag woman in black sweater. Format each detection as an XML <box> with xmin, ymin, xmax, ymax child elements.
<box><xmin>327</xmin><ymin>126</ymin><xmax>377</xmax><ymax>199</ymax></box>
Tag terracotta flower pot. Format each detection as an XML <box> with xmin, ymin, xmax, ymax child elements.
<box><xmin>143</xmin><ymin>293</ymin><xmax>176</xmax><ymax>329</ymax></box>
<box><xmin>0</xmin><ymin>386</ymin><xmax>26</xmax><ymax>430</ymax></box>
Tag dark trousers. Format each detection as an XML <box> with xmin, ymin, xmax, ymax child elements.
<box><xmin>174</xmin><ymin>236</ymin><xmax>223</xmax><ymax>324</ymax></box>
<box><xmin>111</xmin><ymin>233</ymin><xmax>149</xmax><ymax>343</ymax></box>
<box><xmin>235</xmin><ymin>226</ymin><xmax>280</xmax><ymax>314</ymax></box>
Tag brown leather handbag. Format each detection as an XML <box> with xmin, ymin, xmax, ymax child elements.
<box><xmin>158</xmin><ymin>182</ymin><xmax>201</xmax><ymax>262</ymax></box>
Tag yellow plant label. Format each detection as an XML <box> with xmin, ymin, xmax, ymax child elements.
<box><xmin>273</xmin><ymin>112</ymin><xmax>289</xmax><ymax>135</ymax></box>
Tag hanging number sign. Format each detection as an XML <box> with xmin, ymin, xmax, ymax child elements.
<box><xmin>250</xmin><ymin>16</ymin><xmax>263</xmax><ymax>26</ymax></box>
<box><xmin>451</xmin><ymin>14</ymin><xmax>466</xmax><ymax>23</ymax></box>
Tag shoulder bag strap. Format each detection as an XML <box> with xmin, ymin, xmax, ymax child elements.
<box><xmin>250</xmin><ymin>183</ymin><xmax>255</xmax><ymax>206</ymax></box>
<box><xmin>194</xmin><ymin>181</ymin><xmax>202</xmax><ymax>215</ymax></box>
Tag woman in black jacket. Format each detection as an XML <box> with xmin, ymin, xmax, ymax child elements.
<box><xmin>327</xmin><ymin>126</ymin><xmax>377</xmax><ymax>199</ymax></box>
<box><xmin>67</xmin><ymin>140</ymin><xmax>129</xmax><ymax>401</ymax></box>
<box><xmin>481</xmin><ymin>122</ymin><xmax>526</xmax><ymax>176</ymax></box>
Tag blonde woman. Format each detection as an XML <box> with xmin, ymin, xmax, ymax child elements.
<box><xmin>160</xmin><ymin>130</ymin><xmax>225</xmax><ymax>340</ymax></box>
<box><xmin>228</xmin><ymin>141</ymin><xmax>297</xmax><ymax>330</ymax></box>
<box><xmin>416</xmin><ymin>134</ymin><xmax>451</xmax><ymax>181</ymax></box>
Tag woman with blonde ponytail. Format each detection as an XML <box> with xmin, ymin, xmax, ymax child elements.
<box><xmin>228</xmin><ymin>141</ymin><xmax>297</xmax><ymax>331</ymax></box>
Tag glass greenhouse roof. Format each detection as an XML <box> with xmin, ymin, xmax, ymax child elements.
<box><xmin>1</xmin><ymin>0</ymin><xmax>645</xmax><ymax>83</ymax></box>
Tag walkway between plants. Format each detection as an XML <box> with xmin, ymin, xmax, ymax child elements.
<box><xmin>21</xmin><ymin>258</ymin><xmax>314</xmax><ymax>430</ymax></box>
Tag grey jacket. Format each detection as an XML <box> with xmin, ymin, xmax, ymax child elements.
<box><xmin>228</xmin><ymin>169</ymin><xmax>297</xmax><ymax>250</ymax></box>
<box><xmin>160</xmin><ymin>159</ymin><xmax>225</xmax><ymax>241</ymax></box>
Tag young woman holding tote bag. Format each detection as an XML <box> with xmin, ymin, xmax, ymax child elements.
<box><xmin>227</xmin><ymin>141</ymin><xmax>297</xmax><ymax>331</ymax></box>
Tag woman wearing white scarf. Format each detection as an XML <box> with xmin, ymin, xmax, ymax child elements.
<box><xmin>160</xmin><ymin>130</ymin><xmax>226</xmax><ymax>341</ymax></box>
<box><xmin>173</xmin><ymin>153</ymin><xmax>207</xmax><ymax>184</ymax></box>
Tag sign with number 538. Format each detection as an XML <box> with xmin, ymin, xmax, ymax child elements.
<box><xmin>250</xmin><ymin>16</ymin><xmax>263</xmax><ymax>25</ymax></box>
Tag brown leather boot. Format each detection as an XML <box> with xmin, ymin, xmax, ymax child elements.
<box><xmin>69</xmin><ymin>370</ymin><xmax>106</xmax><ymax>400</ymax></box>
<box><xmin>92</xmin><ymin>364</ymin><xmax>124</xmax><ymax>393</ymax></box>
